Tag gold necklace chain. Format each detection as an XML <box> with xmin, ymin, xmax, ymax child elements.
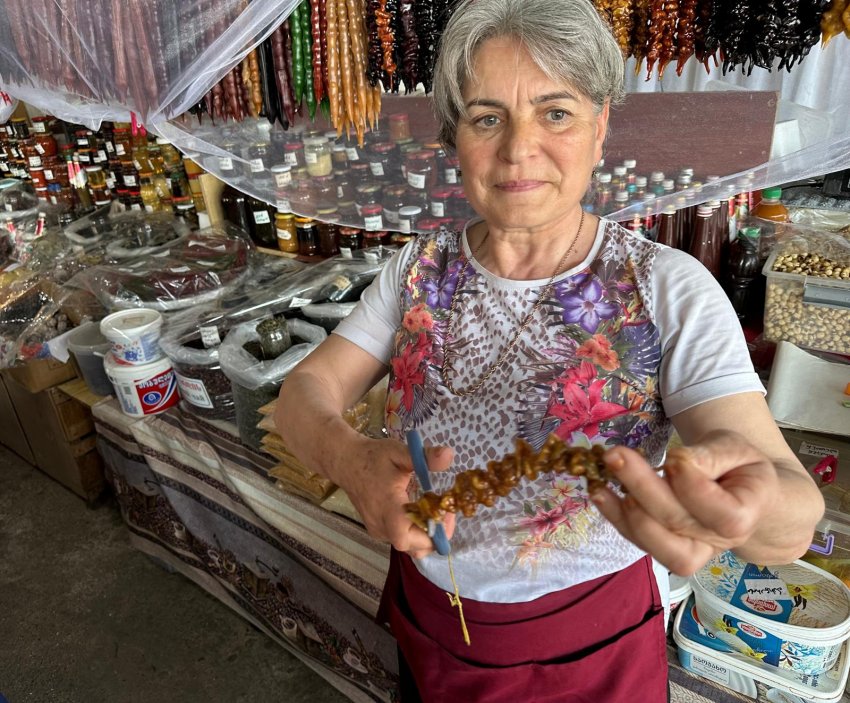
<box><xmin>441</xmin><ymin>211</ymin><xmax>586</xmax><ymax>397</ymax></box>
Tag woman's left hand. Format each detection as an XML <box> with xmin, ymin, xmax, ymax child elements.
<box><xmin>589</xmin><ymin>430</ymin><xmax>783</xmax><ymax>576</ymax></box>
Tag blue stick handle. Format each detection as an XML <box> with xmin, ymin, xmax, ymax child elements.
<box><xmin>406</xmin><ymin>430</ymin><xmax>451</xmax><ymax>556</ymax></box>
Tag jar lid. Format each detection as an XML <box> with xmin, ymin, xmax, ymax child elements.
<box><xmin>417</xmin><ymin>218</ymin><xmax>442</xmax><ymax>231</ymax></box>
<box><xmin>332</xmin><ymin>143</ymin><xmax>347</xmax><ymax>152</ymax></box>
<box><xmin>384</xmin><ymin>185</ymin><xmax>407</xmax><ymax>197</ymax></box>
<box><xmin>399</xmin><ymin>206</ymin><xmax>422</xmax><ymax>216</ymax></box>
<box><xmin>339</xmin><ymin>227</ymin><xmax>361</xmax><ymax>235</ymax></box>
<box><xmin>30</xmin><ymin>166</ymin><xmax>44</xmax><ymax>172</ymax></box>
<box><xmin>373</xmin><ymin>143</ymin><xmax>395</xmax><ymax>154</ymax></box>
<box><xmin>94</xmin><ymin>198</ymin><xmax>112</xmax><ymax>206</ymax></box>
<box><xmin>284</xmin><ymin>143</ymin><xmax>303</xmax><ymax>151</ymax></box>
<box><xmin>422</xmin><ymin>142</ymin><xmax>443</xmax><ymax>150</ymax></box>
<box><xmin>430</xmin><ymin>186</ymin><xmax>453</xmax><ymax>198</ymax></box>
<box><xmin>176</xmin><ymin>202</ymin><xmax>195</xmax><ymax>210</ymax></box>
<box><xmin>303</xmin><ymin>136</ymin><xmax>327</xmax><ymax>147</ymax></box>
<box><xmin>138</xmin><ymin>169</ymin><xmax>153</xmax><ymax>177</ymax></box>
<box><xmin>270</xmin><ymin>163</ymin><xmax>292</xmax><ymax>173</ymax></box>
<box><xmin>314</xmin><ymin>175</ymin><xmax>334</xmax><ymax>183</ymax></box>
<box><xmin>361</xmin><ymin>204</ymin><xmax>383</xmax><ymax>215</ymax></box>
<box><xmin>356</xmin><ymin>183</ymin><xmax>382</xmax><ymax>194</ymax></box>
<box><xmin>275</xmin><ymin>212</ymin><xmax>294</xmax><ymax>219</ymax></box>
<box><xmin>85</xmin><ymin>165</ymin><xmax>103</xmax><ymax>172</ymax></box>
<box><xmin>294</xmin><ymin>216</ymin><xmax>316</xmax><ymax>224</ymax></box>
<box><xmin>388</xmin><ymin>113</ymin><xmax>409</xmax><ymax>122</ymax></box>
<box><xmin>415</xmin><ymin>149</ymin><xmax>436</xmax><ymax>159</ymax></box>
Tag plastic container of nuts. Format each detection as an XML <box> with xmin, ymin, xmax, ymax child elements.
<box><xmin>762</xmin><ymin>239</ymin><xmax>850</xmax><ymax>355</ymax></box>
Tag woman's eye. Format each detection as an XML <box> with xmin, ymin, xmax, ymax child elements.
<box><xmin>548</xmin><ymin>109</ymin><xmax>568</xmax><ymax>122</ymax></box>
<box><xmin>475</xmin><ymin>115</ymin><xmax>500</xmax><ymax>128</ymax></box>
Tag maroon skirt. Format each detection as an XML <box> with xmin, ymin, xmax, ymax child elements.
<box><xmin>378</xmin><ymin>550</ymin><xmax>668</xmax><ymax>702</ymax></box>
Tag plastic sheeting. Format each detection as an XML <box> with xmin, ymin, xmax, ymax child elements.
<box><xmin>0</xmin><ymin>0</ymin><xmax>299</xmax><ymax>128</ymax></box>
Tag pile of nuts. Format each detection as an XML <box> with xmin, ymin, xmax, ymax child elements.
<box><xmin>764</xmin><ymin>249</ymin><xmax>850</xmax><ymax>354</ymax></box>
<box><xmin>771</xmin><ymin>252</ymin><xmax>850</xmax><ymax>279</ymax></box>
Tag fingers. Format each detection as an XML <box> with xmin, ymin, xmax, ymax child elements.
<box><xmin>424</xmin><ymin>445</ymin><xmax>455</xmax><ymax>472</ymax></box>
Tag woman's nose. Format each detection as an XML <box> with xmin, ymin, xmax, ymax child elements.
<box><xmin>497</xmin><ymin>118</ymin><xmax>538</xmax><ymax>164</ymax></box>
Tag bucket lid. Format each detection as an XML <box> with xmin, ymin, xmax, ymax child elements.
<box><xmin>101</xmin><ymin>309</ymin><xmax>162</xmax><ymax>338</ymax></box>
<box><xmin>67</xmin><ymin>321</ymin><xmax>112</xmax><ymax>353</ymax></box>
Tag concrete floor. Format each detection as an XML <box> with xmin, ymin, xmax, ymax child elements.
<box><xmin>0</xmin><ymin>444</ymin><xmax>349</xmax><ymax>703</ymax></box>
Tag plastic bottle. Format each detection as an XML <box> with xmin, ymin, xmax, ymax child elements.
<box><xmin>689</xmin><ymin>204</ymin><xmax>723</xmax><ymax>278</ymax></box>
<box><xmin>752</xmin><ymin>187</ymin><xmax>788</xmax><ymax>222</ymax></box>
<box><xmin>655</xmin><ymin>205</ymin><xmax>678</xmax><ymax>248</ymax></box>
<box><xmin>724</xmin><ymin>226</ymin><xmax>762</xmax><ymax>322</ymax></box>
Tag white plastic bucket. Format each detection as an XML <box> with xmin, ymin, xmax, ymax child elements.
<box><xmin>104</xmin><ymin>353</ymin><xmax>180</xmax><ymax>417</ymax></box>
<box><xmin>692</xmin><ymin>552</ymin><xmax>850</xmax><ymax>675</ymax></box>
<box><xmin>100</xmin><ymin>309</ymin><xmax>163</xmax><ymax>365</ymax></box>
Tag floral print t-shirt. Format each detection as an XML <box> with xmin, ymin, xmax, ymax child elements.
<box><xmin>334</xmin><ymin>218</ymin><xmax>763</xmax><ymax>603</ymax></box>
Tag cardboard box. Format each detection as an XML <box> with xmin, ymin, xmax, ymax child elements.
<box><xmin>4</xmin><ymin>357</ymin><xmax>77</xmax><ymax>394</ymax></box>
<box><xmin>781</xmin><ymin>428</ymin><xmax>850</xmax><ymax>513</ymax></box>
<box><xmin>0</xmin><ymin>375</ymin><xmax>35</xmax><ymax>464</ymax></box>
<box><xmin>4</xmin><ymin>376</ymin><xmax>103</xmax><ymax>502</ymax></box>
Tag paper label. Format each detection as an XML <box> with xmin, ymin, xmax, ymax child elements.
<box><xmin>336</xmin><ymin>186</ymin><xmax>345</xmax><ymax>199</ymax></box>
<box><xmin>284</xmin><ymin>152</ymin><xmax>299</xmax><ymax>165</ymax></box>
<box><xmin>33</xmin><ymin>122</ymin><xmax>47</xmax><ymax>134</ymax></box>
<box><xmin>445</xmin><ymin>168</ymin><xmax>458</xmax><ymax>184</ymax></box>
<box><xmin>689</xmin><ymin>653</ymin><xmax>730</xmax><ymax>685</ymax></box>
<box><xmin>174</xmin><ymin>372</ymin><xmax>213</xmax><ymax>409</ymax></box>
<box><xmin>0</xmin><ymin>163</ymin><xmax>8</xmax><ymax>172</ymax></box>
<box><xmin>407</xmin><ymin>172</ymin><xmax>426</xmax><ymax>189</ymax></box>
<box><xmin>250</xmin><ymin>158</ymin><xmax>265</xmax><ymax>173</ymax></box>
<box><xmin>219</xmin><ymin>157</ymin><xmax>234</xmax><ymax>171</ymax></box>
<box><xmin>339</xmin><ymin>246</ymin><xmax>353</xmax><ymax>259</ymax></box>
<box><xmin>44</xmin><ymin>169</ymin><xmax>54</xmax><ymax>180</ymax></box>
<box><xmin>399</xmin><ymin>219</ymin><xmax>411</xmax><ymax>234</ymax></box>
<box><xmin>28</xmin><ymin>156</ymin><xmax>42</xmax><ymax>167</ymax></box>
<box><xmin>169</xmin><ymin>266</ymin><xmax>192</xmax><ymax>273</ymax></box>
<box><xmin>275</xmin><ymin>198</ymin><xmax>291</xmax><ymax>212</ymax></box>
<box><xmin>34</xmin><ymin>143</ymin><xmax>45</xmax><ymax>155</ymax></box>
<box><xmin>130</xmin><ymin>203</ymin><xmax>142</xmax><ymax>211</ymax></box>
<box><xmin>345</xmin><ymin>147</ymin><xmax>359</xmax><ymax>161</ymax></box>
<box><xmin>199</xmin><ymin>325</ymin><xmax>221</xmax><ymax>348</ymax></box>
<box><xmin>290</xmin><ymin>296</ymin><xmax>313</xmax><ymax>308</ymax></box>
<box><xmin>78</xmin><ymin>153</ymin><xmax>90</xmax><ymax>163</ymax></box>
<box><xmin>798</xmin><ymin>442</ymin><xmax>838</xmax><ymax>459</ymax></box>
<box><xmin>77</xmin><ymin>138</ymin><xmax>89</xmax><ymax>147</ymax></box>
<box><xmin>430</xmin><ymin>202</ymin><xmax>445</xmax><ymax>217</ymax></box>
<box><xmin>276</xmin><ymin>229</ymin><xmax>293</xmax><ymax>241</ymax></box>
<box><xmin>305</xmin><ymin>151</ymin><xmax>318</xmax><ymax>165</ymax></box>
<box><xmin>743</xmin><ymin>578</ymin><xmax>790</xmax><ymax>601</ymax></box>
<box><xmin>123</xmin><ymin>175</ymin><xmax>137</xmax><ymax>187</ymax></box>
<box><xmin>364</xmin><ymin>214</ymin><xmax>383</xmax><ymax>231</ymax></box>
<box><xmin>106</xmin><ymin>141</ymin><xmax>115</xmax><ymax>153</ymax></box>
<box><xmin>385</xmin><ymin>209</ymin><xmax>399</xmax><ymax>224</ymax></box>
<box><xmin>5</xmin><ymin>203</ymin><xmax>13</xmax><ymax>211</ymax></box>
<box><xmin>274</xmin><ymin>171</ymin><xmax>292</xmax><ymax>188</ymax></box>
<box><xmin>115</xmin><ymin>143</ymin><xmax>126</xmax><ymax>156</ymax></box>
<box><xmin>253</xmin><ymin>210</ymin><xmax>271</xmax><ymax>225</ymax></box>
<box><xmin>98</xmin><ymin>149</ymin><xmax>107</xmax><ymax>161</ymax></box>
<box><xmin>369</xmin><ymin>162</ymin><xmax>384</xmax><ymax>177</ymax></box>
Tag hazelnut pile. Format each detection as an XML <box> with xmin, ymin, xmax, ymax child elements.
<box><xmin>772</xmin><ymin>252</ymin><xmax>850</xmax><ymax>280</ymax></box>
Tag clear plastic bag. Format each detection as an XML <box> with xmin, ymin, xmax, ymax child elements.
<box><xmin>219</xmin><ymin>317</ymin><xmax>326</xmax><ymax>450</ymax></box>
<box><xmin>64</xmin><ymin>221</ymin><xmax>254</xmax><ymax>311</ymax></box>
<box><xmin>0</xmin><ymin>0</ymin><xmax>300</xmax><ymax>128</ymax></box>
<box><xmin>0</xmin><ymin>95</ymin><xmax>17</xmax><ymax>124</ymax></box>
<box><xmin>300</xmin><ymin>302</ymin><xmax>358</xmax><ymax>332</ymax></box>
<box><xmin>158</xmin><ymin>305</ymin><xmax>238</xmax><ymax>422</ymax></box>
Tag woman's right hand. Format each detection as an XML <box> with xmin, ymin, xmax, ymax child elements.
<box><xmin>340</xmin><ymin>436</ymin><xmax>457</xmax><ymax>559</ymax></box>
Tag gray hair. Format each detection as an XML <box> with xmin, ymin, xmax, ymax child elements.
<box><xmin>433</xmin><ymin>0</ymin><xmax>625</xmax><ymax>148</ymax></box>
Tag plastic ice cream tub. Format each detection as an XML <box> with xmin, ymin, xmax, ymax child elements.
<box><xmin>100</xmin><ymin>309</ymin><xmax>163</xmax><ymax>365</ymax></box>
<box><xmin>104</xmin><ymin>352</ymin><xmax>179</xmax><ymax>417</ymax></box>
<box><xmin>670</xmin><ymin>572</ymin><xmax>693</xmax><ymax>613</ymax></box>
<box><xmin>674</xmin><ymin>595</ymin><xmax>850</xmax><ymax>702</ymax></box>
<box><xmin>692</xmin><ymin>552</ymin><xmax>850</xmax><ymax>675</ymax></box>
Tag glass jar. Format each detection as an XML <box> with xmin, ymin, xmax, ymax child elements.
<box><xmin>417</xmin><ymin>218</ymin><xmax>443</xmax><ymax>234</ymax></box>
<box><xmin>312</xmin><ymin>175</ymin><xmax>337</xmax><ymax>210</ymax></box>
<box><xmin>113</xmin><ymin>128</ymin><xmax>132</xmax><ymax>161</ymax></box>
<box><xmin>331</xmin><ymin>143</ymin><xmax>349</xmax><ymax>170</ymax></box>
<box><xmin>215</xmin><ymin>142</ymin><xmax>239</xmax><ymax>177</ymax></box>
<box><xmin>338</xmin><ymin>200</ymin><xmax>358</xmax><ymax>223</ymax></box>
<box><xmin>316</xmin><ymin>209</ymin><xmax>340</xmax><ymax>257</ymax></box>
<box><xmin>248</xmin><ymin>141</ymin><xmax>272</xmax><ymax>179</ymax></box>
<box><xmin>221</xmin><ymin>183</ymin><xmax>253</xmax><ymax>237</ymax></box>
<box><xmin>46</xmin><ymin>183</ymin><xmax>62</xmax><ymax>206</ymax></box>
<box><xmin>249</xmin><ymin>197</ymin><xmax>277</xmax><ymax>248</ymax></box>
<box><xmin>334</xmin><ymin>170</ymin><xmax>355</xmax><ymax>202</ymax></box>
<box><xmin>443</xmin><ymin>156</ymin><xmax>460</xmax><ymax>185</ymax></box>
<box><xmin>343</xmin><ymin>141</ymin><xmax>362</xmax><ymax>163</ymax></box>
<box><xmin>138</xmin><ymin>170</ymin><xmax>161</xmax><ymax>212</ymax></box>
<box><xmin>270</xmin><ymin>163</ymin><xmax>293</xmax><ymax>189</ymax></box>
<box><xmin>355</xmin><ymin>183</ymin><xmax>382</xmax><ymax>216</ymax></box>
<box><xmin>33</xmin><ymin>128</ymin><xmax>57</xmax><ymax>159</ymax></box>
<box><xmin>122</xmin><ymin>168</ymin><xmax>139</xmax><ymax>189</ymax></box>
<box><xmin>390</xmin><ymin>233</ymin><xmax>416</xmax><ymax>246</ymax></box>
<box><xmin>382</xmin><ymin>184</ymin><xmax>407</xmax><ymax>226</ymax></box>
<box><xmin>349</xmin><ymin>162</ymin><xmax>371</xmax><ymax>185</ymax></box>
<box><xmin>175</xmin><ymin>201</ymin><xmax>199</xmax><ymax>229</ymax></box>
<box><xmin>30</xmin><ymin>167</ymin><xmax>47</xmax><ymax>189</ymax></box>
<box><xmin>31</xmin><ymin>116</ymin><xmax>52</xmax><ymax>136</ymax></box>
<box><xmin>127</xmin><ymin>188</ymin><xmax>144</xmax><ymax>212</ymax></box>
<box><xmin>337</xmin><ymin>227</ymin><xmax>362</xmax><ymax>258</ymax></box>
<box><xmin>304</xmin><ymin>137</ymin><xmax>333</xmax><ymax>177</ymax></box>
<box><xmin>388</xmin><ymin>113</ymin><xmax>411</xmax><ymax>144</ymax></box>
<box><xmin>429</xmin><ymin>186</ymin><xmax>453</xmax><ymax>218</ymax></box>
<box><xmin>295</xmin><ymin>216</ymin><xmax>320</xmax><ymax>256</ymax></box>
<box><xmin>85</xmin><ymin>165</ymin><xmax>107</xmax><ymax>190</ymax></box>
<box><xmin>398</xmin><ymin>205</ymin><xmax>422</xmax><ymax>234</ymax></box>
<box><xmin>283</xmin><ymin>142</ymin><xmax>305</xmax><ymax>168</ymax></box>
<box><xmin>368</xmin><ymin>142</ymin><xmax>396</xmax><ymax>180</ymax></box>
<box><xmin>362</xmin><ymin>230</ymin><xmax>387</xmax><ymax>248</ymax></box>
<box><xmin>8</xmin><ymin>118</ymin><xmax>28</xmax><ymax>140</ymax></box>
<box><xmin>361</xmin><ymin>204</ymin><xmax>384</xmax><ymax>232</ymax></box>
<box><xmin>405</xmin><ymin>151</ymin><xmax>435</xmax><ymax>191</ymax></box>
<box><xmin>275</xmin><ymin>212</ymin><xmax>299</xmax><ymax>253</ymax></box>
<box><xmin>157</xmin><ymin>138</ymin><xmax>182</xmax><ymax>171</ymax></box>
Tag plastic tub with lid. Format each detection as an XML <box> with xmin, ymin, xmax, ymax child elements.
<box><xmin>692</xmin><ymin>551</ymin><xmax>850</xmax><ymax>675</ymax></box>
<box><xmin>674</xmin><ymin>594</ymin><xmax>850</xmax><ymax>702</ymax></box>
<box><xmin>104</xmin><ymin>353</ymin><xmax>180</xmax><ymax>417</ymax></box>
<box><xmin>100</xmin><ymin>309</ymin><xmax>163</xmax><ymax>365</ymax></box>
<box><xmin>67</xmin><ymin>321</ymin><xmax>113</xmax><ymax>396</ymax></box>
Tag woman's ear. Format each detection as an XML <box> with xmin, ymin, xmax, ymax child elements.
<box><xmin>594</xmin><ymin>100</ymin><xmax>610</xmax><ymax>163</ymax></box>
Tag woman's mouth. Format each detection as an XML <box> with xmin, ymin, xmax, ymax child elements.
<box><xmin>495</xmin><ymin>180</ymin><xmax>545</xmax><ymax>192</ymax></box>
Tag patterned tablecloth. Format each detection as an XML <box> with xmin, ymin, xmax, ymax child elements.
<box><xmin>92</xmin><ymin>399</ymin><xmax>846</xmax><ymax>703</ymax></box>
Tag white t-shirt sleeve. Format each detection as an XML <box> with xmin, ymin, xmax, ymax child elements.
<box><xmin>651</xmin><ymin>246</ymin><xmax>765</xmax><ymax>417</ymax></box>
<box><xmin>331</xmin><ymin>242</ymin><xmax>416</xmax><ymax>363</ymax></box>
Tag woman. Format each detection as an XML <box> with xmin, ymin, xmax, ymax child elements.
<box><xmin>276</xmin><ymin>0</ymin><xmax>824</xmax><ymax>699</ymax></box>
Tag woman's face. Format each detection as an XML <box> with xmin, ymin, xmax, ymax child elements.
<box><xmin>455</xmin><ymin>36</ymin><xmax>609</xmax><ymax>233</ymax></box>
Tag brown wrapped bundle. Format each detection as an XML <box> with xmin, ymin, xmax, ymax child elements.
<box><xmin>405</xmin><ymin>436</ymin><xmax>610</xmax><ymax>528</ymax></box>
